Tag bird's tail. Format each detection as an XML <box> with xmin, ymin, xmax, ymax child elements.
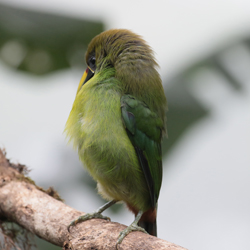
<box><xmin>138</xmin><ymin>208</ymin><xmax>157</xmax><ymax>236</ymax></box>
<box><xmin>127</xmin><ymin>204</ymin><xmax>157</xmax><ymax>236</ymax></box>
<box><xmin>138</xmin><ymin>218</ymin><xmax>157</xmax><ymax>236</ymax></box>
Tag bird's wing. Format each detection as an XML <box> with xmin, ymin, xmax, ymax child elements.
<box><xmin>121</xmin><ymin>94</ymin><xmax>163</xmax><ymax>207</ymax></box>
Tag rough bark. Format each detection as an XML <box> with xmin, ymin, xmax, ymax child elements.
<box><xmin>0</xmin><ymin>149</ymin><xmax>187</xmax><ymax>250</ymax></box>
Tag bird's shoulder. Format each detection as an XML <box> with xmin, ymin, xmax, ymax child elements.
<box><xmin>121</xmin><ymin>94</ymin><xmax>163</xmax><ymax>142</ymax></box>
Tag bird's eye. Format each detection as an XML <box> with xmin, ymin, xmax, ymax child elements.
<box><xmin>89</xmin><ymin>56</ymin><xmax>96</xmax><ymax>68</ymax></box>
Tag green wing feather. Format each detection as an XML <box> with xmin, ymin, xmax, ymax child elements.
<box><xmin>121</xmin><ymin>94</ymin><xmax>163</xmax><ymax>207</ymax></box>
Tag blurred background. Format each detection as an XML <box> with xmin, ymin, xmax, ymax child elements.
<box><xmin>0</xmin><ymin>0</ymin><xmax>249</xmax><ymax>249</ymax></box>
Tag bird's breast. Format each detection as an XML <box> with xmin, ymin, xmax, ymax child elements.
<box><xmin>66</xmin><ymin>82</ymin><xmax>152</xmax><ymax>209</ymax></box>
<box><xmin>72</xmin><ymin>84</ymin><xmax>138</xmax><ymax>180</ymax></box>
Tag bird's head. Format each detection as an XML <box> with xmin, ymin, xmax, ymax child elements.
<box><xmin>77</xmin><ymin>29</ymin><xmax>167</xmax><ymax>124</ymax></box>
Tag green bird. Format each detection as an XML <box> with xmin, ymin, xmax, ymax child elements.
<box><xmin>65</xmin><ymin>29</ymin><xmax>167</xmax><ymax>246</ymax></box>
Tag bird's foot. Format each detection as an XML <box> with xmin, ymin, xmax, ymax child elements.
<box><xmin>68</xmin><ymin>212</ymin><xmax>110</xmax><ymax>232</ymax></box>
<box><xmin>116</xmin><ymin>223</ymin><xmax>148</xmax><ymax>248</ymax></box>
<box><xmin>68</xmin><ymin>200</ymin><xmax>116</xmax><ymax>232</ymax></box>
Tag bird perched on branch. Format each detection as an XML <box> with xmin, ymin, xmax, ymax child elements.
<box><xmin>65</xmin><ymin>29</ymin><xmax>167</xmax><ymax>247</ymax></box>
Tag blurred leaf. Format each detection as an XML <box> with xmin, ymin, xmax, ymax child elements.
<box><xmin>162</xmin><ymin>77</ymin><xmax>208</xmax><ymax>155</ymax></box>
<box><xmin>0</xmin><ymin>222</ymin><xmax>36</xmax><ymax>250</ymax></box>
<box><xmin>0</xmin><ymin>3</ymin><xmax>104</xmax><ymax>75</ymax></box>
<box><xmin>35</xmin><ymin>236</ymin><xmax>60</xmax><ymax>250</ymax></box>
<box><xmin>163</xmin><ymin>39</ymin><xmax>248</xmax><ymax>158</ymax></box>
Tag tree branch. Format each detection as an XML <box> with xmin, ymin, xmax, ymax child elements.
<box><xmin>0</xmin><ymin>149</ymin><xmax>187</xmax><ymax>250</ymax></box>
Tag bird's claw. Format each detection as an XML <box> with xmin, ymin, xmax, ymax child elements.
<box><xmin>68</xmin><ymin>212</ymin><xmax>110</xmax><ymax>232</ymax></box>
<box><xmin>116</xmin><ymin>223</ymin><xmax>148</xmax><ymax>249</ymax></box>
<box><xmin>67</xmin><ymin>220</ymin><xmax>76</xmax><ymax>232</ymax></box>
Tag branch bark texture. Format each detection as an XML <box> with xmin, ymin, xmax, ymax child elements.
<box><xmin>0</xmin><ymin>149</ymin><xmax>187</xmax><ymax>250</ymax></box>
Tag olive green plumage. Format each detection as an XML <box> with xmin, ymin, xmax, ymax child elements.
<box><xmin>85</xmin><ymin>29</ymin><xmax>167</xmax><ymax>130</ymax></box>
<box><xmin>65</xmin><ymin>29</ymin><xmax>167</xmax><ymax>240</ymax></box>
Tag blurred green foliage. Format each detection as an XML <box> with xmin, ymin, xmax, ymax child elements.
<box><xmin>162</xmin><ymin>77</ymin><xmax>208</xmax><ymax>154</ymax></box>
<box><xmin>163</xmin><ymin>41</ymin><xmax>246</xmax><ymax>154</ymax></box>
<box><xmin>35</xmin><ymin>237</ymin><xmax>60</xmax><ymax>250</ymax></box>
<box><xmin>0</xmin><ymin>3</ymin><xmax>104</xmax><ymax>74</ymax></box>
